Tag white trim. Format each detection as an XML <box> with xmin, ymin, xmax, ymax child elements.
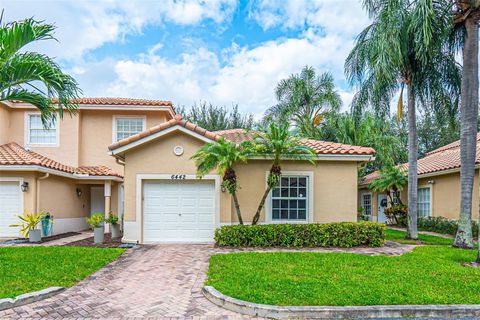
<box><xmin>360</xmin><ymin>192</ymin><xmax>373</xmax><ymax>217</ymax></box>
<box><xmin>0</xmin><ymin>177</ymin><xmax>24</xmax><ymax>238</ymax></box>
<box><xmin>112</xmin><ymin>115</ymin><xmax>146</xmax><ymax>143</ymax></box>
<box><xmin>24</xmin><ymin>111</ymin><xmax>60</xmax><ymax>147</ymax></box>
<box><xmin>0</xmin><ymin>165</ymin><xmax>123</xmax><ymax>181</ymax></box>
<box><xmin>8</xmin><ymin>102</ymin><xmax>174</xmax><ymax>114</ymax></box>
<box><xmin>250</xmin><ymin>155</ymin><xmax>374</xmax><ymax>162</ymax></box>
<box><xmin>134</xmin><ymin>173</ymin><xmax>221</xmax><ymax>244</ymax></box>
<box><xmin>264</xmin><ymin>171</ymin><xmax>314</xmax><ymax>224</ymax></box>
<box><xmin>417</xmin><ymin>184</ymin><xmax>433</xmax><ymax>217</ymax></box>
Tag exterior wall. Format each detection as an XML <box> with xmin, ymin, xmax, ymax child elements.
<box><xmin>0</xmin><ymin>103</ymin><xmax>10</xmax><ymax>145</ymax></box>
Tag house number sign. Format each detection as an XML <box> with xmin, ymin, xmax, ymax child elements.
<box><xmin>171</xmin><ymin>174</ymin><xmax>186</xmax><ymax>180</ymax></box>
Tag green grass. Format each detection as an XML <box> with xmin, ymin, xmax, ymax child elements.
<box><xmin>0</xmin><ymin>246</ymin><xmax>125</xmax><ymax>298</ymax></box>
<box><xmin>207</xmin><ymin>246</ymin><xmax>480</xmax><ymax>306</ymax></box>
<box><xmin>386</xmin><ymin>228</ymin><xmax>454</xmax><ymax>245</ymax></box>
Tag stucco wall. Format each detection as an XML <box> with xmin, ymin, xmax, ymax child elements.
<box><xmin>0</xmin><ymin>103</ymin><xmax>10</xmax><ymax>145</ymax></box>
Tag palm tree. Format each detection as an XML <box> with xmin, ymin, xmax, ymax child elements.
<box><xmin>250</xmin><ymin>122</ymin><xmax>317</xmax><ymax>225</ymax></box>
<box><xmin>345</xmin><ymin>0</ymin><xmax>461</xmax><ymax>239</ymax></box>
<box><xmin>0</xmin><ymin>15</ymin><xmax>80</xmax><ymax>126</ymax></box>
<box><xmin>191</xmin><ymin>138</ymin><xmax>251</xmax><ymax>225</ymax></box>
<box><xmin>369</xmin><ymin>166</ymin><xmax>408</xmax><ymax>207</ymax></box>
<box><xmin>452</xmin><ymin>1</ymin><xmax>480</xmax><ymax>250</ymax></box>
<box><xmin>265</xmin><ymin>66</ymin><xmax>342</xmax><ymax>138</ymax></box>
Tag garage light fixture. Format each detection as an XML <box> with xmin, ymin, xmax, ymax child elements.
<box><xmin>21</xmin><ymin>182</ymin><xmax>29</xmax><ymax>192</ymax></box>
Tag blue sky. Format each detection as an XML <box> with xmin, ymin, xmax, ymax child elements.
<box><xmin>1</xmin><ymin>0</ymin><xmax>370</xmax><ymax>117</ymax></box>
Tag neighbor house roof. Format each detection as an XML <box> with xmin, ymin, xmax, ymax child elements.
<box><xmin>361</xmin><ymin>134</ymin><xmax>480</xmax><ymax>186</ymax></box>
<box><xmin>0</xmin><ymin>142</ymin><xmax>122</xmax><ymax>179</ymax></box>
<box><xmin>49</xmin><ymin>97</ymin><xmax>172</xmax><ymax>107</ymax></box>
<box><xmin>108</xmin><ymin>115</ymin><xmax>376</xmax><ymax>157</ymax></box>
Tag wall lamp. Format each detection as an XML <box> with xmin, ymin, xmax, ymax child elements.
<box><xmin>21</xmin><ymin>182</ymin><xmax>29</xmax><ymax>192</ymax></box>
<box><xmin>76</xmin><ymin>187</ymin><xmax>83</xmax><ymax>197</ymax></box>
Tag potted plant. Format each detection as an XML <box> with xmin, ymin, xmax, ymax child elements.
<box><xmin>41</xmin><ymin>212</ymin><xmax>54</xmax><ymax>237</ymax></box>
<box><xmin>105</xmin><ymin>212</ymin><xmax>120</xmax><ymax>239</ymax></box>
<box><xmin>10</xmin><ymin>210</ymin><xmax>43</xmax><ymax>242</ymax></box>
<box><xmin>85</xmin><ymin>213</ymin><xmax>105</xmax><ymax>244</ymax></box>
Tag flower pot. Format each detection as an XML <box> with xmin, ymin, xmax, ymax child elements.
<box><xmin>94</xmin><ymin>226</ymin><xmax>104</xmax><ymax>244</ymax></box>
<box><xmin>111</xmin><ymin>224</ymin><xmax>121</xmax><ymax>239</ymax></box>
<box><xmin>29</xmin><ymin>229</ymin><xmax>41</xmax><ymax>243</ymax></box>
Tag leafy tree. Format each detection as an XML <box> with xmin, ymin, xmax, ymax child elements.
<box><xmin>264</xmin><ymin>66</ymin><xmax>342</xmax><ymax>138</ymax></box>
<box><xmin>191</xmin><ymin>138</ymin><xmax>251</xmax><ymax>224</ymax></box>
<box><xmin>250</xmin><ymin>122</ymin><xmax>317</xmax><ymax>225</ymax></box>
<box><xmin>0</xmin><ymin>15</ymin><xmax>81</xmax><ymax>126</ymax></box>
<box><xmin>177</xmin><ymin>102</ymin><xmax>255</xmax><ymax>131</ymax></box>
<box><xmin>345</xmin><ymin>0</ymin><xmax>461</xmax><ymax>239</ymax></box>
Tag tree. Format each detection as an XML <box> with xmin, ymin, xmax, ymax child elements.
<box><xmin>190</xmin><ymin>138</ymin><xmax>251</xmax><ymax>224</ymax></box>
<box><xmin>176</xmin><ymin>102</ymin><xmax>255</xmax><ymax>131</ymax></box>
<box><xmin>0</xmin><ymin>15</ymin><xmax>80</xmax><ymax>126</ymax></box>
<box><xmin>345</xmin><ymin>0</ymin><xmax>461</xmax><ymax>239</ymax></box>
<box><xmin>265</xmin><ymin>66</ymin><xmax>342</xmax><ymax>138</ymax></box>
<box><xmin>452</xmin><ymin>1</ymin><xmax>480</xmax><ymax>250</ymax></box>
<box><xmin>369</xmin><ymin>166</ymin><xmax>408</xmax><ymax>207</ymax></box>
<box><xmin>250</xmin><ymin>122</ymin><xmax>317</xmax><ymax>225</ymax></box>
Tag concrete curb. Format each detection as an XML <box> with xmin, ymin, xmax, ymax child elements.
<box><xmin>203</xmin><ymin>286</ymin><xmax>480</xmax><ymax>319</ymax></box>
<box><xmin>0</xmin><ymin>287</ymin><xmax>64</xmax><ymax>311</ymax></box>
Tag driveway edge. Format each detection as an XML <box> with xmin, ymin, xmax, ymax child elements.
<box><xmin>0</xmin><ymin>287</ymin><xmax>64</xmax><ymax>311</ymax></box>
<box><xmin>203</xmin><ymin>286</ymin><xmax>480</xmax><ymax>319</ymax></box>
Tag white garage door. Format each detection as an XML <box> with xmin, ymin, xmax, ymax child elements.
<box><xmin>0</xmin><ymin>181</ymin><xmax>22</xmax><ymax>238</ymax></box>
<box><xmin>143</xmin><ymin>180</ymin><xmax>216</xmax><ymax>243</ymax></box>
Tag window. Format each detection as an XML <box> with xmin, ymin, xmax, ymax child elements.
<box><xmin>418</xmin><ymin>187</ymin><xmax>431</xmax><ymax>217</ymax></box>
<box><xmin>114</xmin><ymin>117</ymin><xmax>145</xmax><ymax>142</ymax></box>
<box><xmin>27</xmin><ymin>114</ymin><xmax>57</xmax><ymax>145</ymax></box>
<box><xmin>271</xmin><ymin>176</ymin><xmax>308</xmax><ymax>221</ymax></box>
<box><xmin>392</xmin><ymin>191</ymin><xmax>401</xmax><ymax>206</ymax></box>
<box><xmin>362</xmin><ymin>193</ymin><xmax>372</xmax><ymax>216</ymax></box>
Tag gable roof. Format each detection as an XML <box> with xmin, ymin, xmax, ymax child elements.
<box><xmin>108</xmin><ymin>115</ymin><xmax>375</xmax><ymax>158</ymax></box>
<box><xmin>361</xmin><ymin>134</ymin><xmax>480</xmax><ymax>185</ymax></box>
<box><xmin>0</xmin><ymin>142</ymin><xmax>122</xmax><ymax>179</ymax></box>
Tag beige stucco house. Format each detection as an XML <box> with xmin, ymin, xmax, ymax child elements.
<box><xmin>359</xmin><ymin>135</ymin><xmax>480</xmax><ymax>223</ymax></box>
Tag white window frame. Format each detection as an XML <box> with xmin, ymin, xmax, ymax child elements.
<box><xmin>361</xmin><ymin>192</ymin><xmax>372</xmax><ymax>217</ymax></box>
<box><xmin>112</xmin><ymin>115</ymin><xmax>146</xmax><ymax>143</ymax></box>
<box><xmin>24</xmin><ymin>112</ymin><xmax>60</xmax><ymax>147</ymax></box>
<box><xmin>265</xmin><ymin>171</ymin><xmax>314</xmax><ymax>224</ymax></box>
<box><xmin>392</xmin><ymin>190</ymin><xmax>401</xmax><ymax>206</ymax></box>
<box><xmin>417</xmin><ymin>185</ymin><xmax>432</xmax><ymax>217</ymax></box>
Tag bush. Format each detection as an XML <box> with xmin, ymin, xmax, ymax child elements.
<box><xmin>418</xmin><ymin>216</ymin><xmax>478</xmax><ymax>238</ymax></box>
<box><xmin>214</xmin><ymin>222</ymin><xmax>386</xmax><ymax>248</ymax></box>
<box><xmin>384</xmin><ymin>205</ymin><xmax>408</xmax><ymax>226</ymax></box>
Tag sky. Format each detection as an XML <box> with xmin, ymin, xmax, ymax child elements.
<box><xmin>1</xmin><ymin>0</ymin><xmax>371</xmax><ymax>117</ymax></box>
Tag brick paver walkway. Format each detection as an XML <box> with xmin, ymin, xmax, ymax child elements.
<box><xmin>0</xmin><ymin>242</ymin><xmax>415</xmax><ymax>319</ymax></box>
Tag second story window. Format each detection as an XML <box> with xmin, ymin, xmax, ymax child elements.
<box><xmin>114</xmin><ymin>117</ymin><xmax>145</xmax><ymax>142</ymax></box>
<box><xmin>27</xmin><ymin>114</ymin><xmax>58</xmax><ymax>145</ymax></box>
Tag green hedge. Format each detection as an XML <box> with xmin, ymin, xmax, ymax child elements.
<box><xmin>214</xmin><ymin>222</ymin><xmax>386</xmax><ymax>248</ymax></box>
<box><xmin>418</xmin><ymin>216</ymin><xmax>478</xmax><ymax>238</ymax></box>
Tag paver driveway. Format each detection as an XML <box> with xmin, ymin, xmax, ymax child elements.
<box><xmin>0</xmin><ymin>244</ymin><xmax>243</xmax><ymax>319</ymax></box>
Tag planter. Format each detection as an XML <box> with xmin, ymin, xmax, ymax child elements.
<box><xmin>28</xmin><ymin>229</ymin><xmax>41</xmax><ymax>243</ymax></box>
<box><xmin>110</xmin><ymin>224</ymin><xmax>121</xmax><ymax>239</ymax></box>
<box><xmin>93</xmin><ymin>226</ymin><xmax>104</xmax><ymax>244</ymax></box>
<box><xmin>41</xmin><ymin>217</ymin><xmax>53</xmax><ymax>237</ymax></box>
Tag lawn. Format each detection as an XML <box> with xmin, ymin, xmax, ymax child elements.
<box><xmin>0</xmin><ymin>246</ymin><xmax>125</xmax><ymax>299</ymax></box>
<box><xmin>386</xmin><ymin>228</ymin><xmax>454</xmax><ymax>245</ymax></box>
<box><xmin>207</xmin><ymin>246</ymin><xmax>480</xmax><ymax>306</ymax></box>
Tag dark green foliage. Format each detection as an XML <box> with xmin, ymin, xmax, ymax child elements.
<box><xmin>214</xmin><ymin>222</ymin><xmax>385</xmax><ymax>248</ymax></box>
<box><xmin>418</xmin><ymin>216</ymin><xmax>479</xmax><ymax>238</ymax></box>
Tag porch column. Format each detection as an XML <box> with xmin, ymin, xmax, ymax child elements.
<box><xmin>104</xmin><ymin>181</ymin><xmax>111</xmax><ymax>233</ymax></box>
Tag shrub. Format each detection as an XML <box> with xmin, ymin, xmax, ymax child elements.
<box><xmin>418</xmin><ymin>216</ymin><xmax>478</xmax><ymax>238</ymax></box>
<box><xmin>214</xmin><ymin>222</ymin><xmax>386</xmax><ymax>248</ymax></box>
<box><xmin>384</xmin><ymin>205</ymin><xmax>408</xmax><ymax>226</ymax></box>
<box><xmin>85</xmin><ymin>213</ymin><xmax>104</xmax><ymax>229</ymax></box>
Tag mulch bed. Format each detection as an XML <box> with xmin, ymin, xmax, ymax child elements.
<box><xmin>64</xmin><ymin>233</ymin><xmax>123</xmax><ymax>248</ymax></box>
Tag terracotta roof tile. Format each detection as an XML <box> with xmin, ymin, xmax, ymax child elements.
<box><xmin>49</xmin><ymin>97</ymin><xmax>172</xmax><ymax>107</ymax></box>
<box><xmin>0</xmin><ymin>142</ymin><xmax>122</xmax><ymax>178</ymax></box>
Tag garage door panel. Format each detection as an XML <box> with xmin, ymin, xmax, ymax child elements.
<box><xmin>0</xmin><ymin>181</ymin><xmax>22</xmax><ymax>238</ymax></box>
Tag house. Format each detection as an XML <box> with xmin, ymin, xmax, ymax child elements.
<box><xmin>0</xmin><ymin>98</ymin><xmax>174</xmax><ymax>238</ymax></box>
<box><xmin>358</xmin><ymin>134</ymin><xmax>480</xmax><ymax>223</ymax></box>
<box><xmin>108</xmin><ymin>114</ymin><xmax>375</xmax><ymax>244</ymax></box>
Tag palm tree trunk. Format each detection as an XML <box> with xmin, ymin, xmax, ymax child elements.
<box><xmin>232</xmin><ymin>191</ymin><xmax>244</xmax><ymax>225</ymax></box>
<box><xmin>407</xmin><ymin>83</ymin><xmax>418</xmax><ymax>240</ymax></box>
<box><xmin>252</xmin><ymin>186</ymin><xmax>272</xmax><ymax>225</ymax></box>
<box><xmin>455</xmin><ymin>16</ymin><xmax>478</xmax><ymax>249</ymax></box>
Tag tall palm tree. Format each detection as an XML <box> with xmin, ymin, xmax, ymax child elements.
<box><xmin>345</xmin><ymin>0</ymin><xmax>461</xmax><ymax>239</ymax></box>
<box><xmin>265</xmin><ymin>66</ymin><xmax>342</xmax><ymax>138</ymax></box>
<box><xmin>250</xmin><ymin>122</ymin><xmax>317</xmax><ymax>225</ymax></box>
<box><xmin>452</xmin><ymin>1</ymin><xmax>480</xmax><ymax>249</ymax></box>
<box><xmin>0</xmin><ymin>15</ymin><xmax>80</xmax><ymax>126</ymax></box>
<box><xmin>191</xmin><ymin>138</ymin><xmax>251</xmax><ymax>225</ymax></box>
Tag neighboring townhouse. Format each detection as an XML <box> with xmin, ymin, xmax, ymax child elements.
<box><xmin>108</xmin><ymin>115</ymin><xmax>375</xmax><ymax>244</ymax></box>
<box><xmin>359</xmin><ymin>134</ymin><xmax>480</xmax><ymax>223</ymax></box>
<box><xmin>0</xmin><ymin>98</ymin><xmax>175</xmax><ymax>238</ymax></box>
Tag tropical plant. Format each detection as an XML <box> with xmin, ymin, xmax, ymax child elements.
<box><xmin>104</xmin><ymin>212</ymin><xmax>119</xmax><ymax>225</ymax></box>
<box><xmin>345</xmin><ymin>0</ymin><xmax>461</xmax><ymax>239</ymax></box>
<box><xmin>9</xmin><ymin>210</ymin><xmax>43</xmax><ymax>238</ymax></box>
<box><xmin>264</xmin><ymin>66</ymin><xmax>342</xmax><ymax>138</ymax></box>
<box><xmin>191</xmin><ymin>138</ymin><xmax>252</xmax><ymax>224</ymax></box>
<box><xmin>250</xmin><ymin>122</ymin><xmax>317</xmax><ymax>225</ymax></box>
<box><xmin>0</xmin><ymin>15</ymin><xmax>81</xmax><ymax>126</ymax></box>
<box><xmin>85</xmin><ymin>213</ymin><xmax>104</xmax><ymax>229</ymax></box>
<box><xmin>369</xmin><ymin>167</ymin><xmax>408</xmax><ymax>207</ymax></box>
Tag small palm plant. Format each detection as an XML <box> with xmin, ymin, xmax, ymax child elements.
<box><xmin>10</xmin><ymin>210</ymin><xmax>43</xmax><ymax>238</ymax></box>
<box><xmin>191</xmin><ymin>138</ymin><xmax>252</xmax><ymax>225</ymax></box>
<box><xmin>369</xmin><ymin>166</ymin><xmax>408</xmax><ymax>206</ymax></box>
<box><xmin>251</xmin><ymin>122</ymin><xmax>317</xmax><ymax>225</ymax></box>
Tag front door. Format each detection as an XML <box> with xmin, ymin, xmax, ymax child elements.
<box><xmin>377</xmin><ymin>194</ymin><xmax>388</xmax><ymax>223</ymax></box>
<box><xmin>90</xmin><ymin>186</ymin><xmax>105</xmax><ymax>220</ymax></box>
